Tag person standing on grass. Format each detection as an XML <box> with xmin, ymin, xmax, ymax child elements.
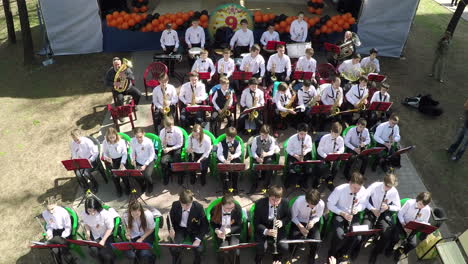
<box><xmin>447</xmin><ymin>99</ymin><xmax>468</xmax><ymax>161</ymax></box>
<box><xmin>429</xmin><ymin>31</ymin><xmax>451</xmax><ymax>83</ymax></box>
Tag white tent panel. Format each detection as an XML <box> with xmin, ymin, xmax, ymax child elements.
<box><xmin>39</xmin><ymin>0</ymin><xmax>103</xmax><ymax>55</ymax></box>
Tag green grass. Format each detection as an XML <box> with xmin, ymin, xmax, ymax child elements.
<box><xmin>0</xmin><ymin>0</ymin><xmax>39</xmax><ymax>44</ymax></box>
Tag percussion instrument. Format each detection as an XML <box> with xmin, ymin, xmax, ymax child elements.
<box><xmin>188</xmin><ymin>47</ymin><xmax>203</xmax><ymax>59</ymax></box>
<box><xmin>153</xmin><ymin>53</ymin><xmax>183</xmax><ymax>62</ymax></box>
<box><xmin>286</xmin><ymin>42</ymin><xmax>312</xmax><ymax>59</ymax></box>
<box><xmin>234</xmin><ymin>58</ymin><xmax>243</xmax><ymax>69</ymax></box>
<box><xmin>214</xmin><ymin>49</ymin><xmax>224</xmax><ymax>56</ymax></box>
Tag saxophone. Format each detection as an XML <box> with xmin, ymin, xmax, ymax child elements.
<box><xmin>248</xmin><ymin>94</ymin><xmax>259</xmax><ymax>121</ymax></box>
<box><xmin>162</xmin><ymin>84</ymin><xmax>170</xmax><ymax>116</ymax></box>
<box><xmin>220</xmin><ymin>63</ymin><xmax>225</xmax><ymax>75</ymax></box>
<box><xmin>114</xmin><ymin>58</ymin><xmax>132</xmax><ymax>93</ymax></box>
<box><xmin>355</xmin><ymin>93</ymin><xmax>369</xmax><ymax>111</ymax></box>
<box><xmin>280</xmin><ymin>81</ymin><xmax>297</xmax><ymax>118</ymax></box>
<box><xmin>330</xmin><ymin>90</ymin><xmax>342</xmax><ymax>116</ymax></box>
<box><xmin>191</xmin><ymin>84</ymin><xmax>197</xmax><ymax>105</ymax></box>
<box><xmin>219</xmin><ymin>90</ymin><xmax>232</xmax><ymax>119</ymax></box>
<box><xmin>270</xmin><ymin>63</ymin><xmax>277</xmax><ymax>82</ymax></box>
<box><xmin>244</xmin><ymin>61</ymin><xmax>250</xmax><ymax>72</ymax></box>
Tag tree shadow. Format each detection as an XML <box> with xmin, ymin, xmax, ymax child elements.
<box><xmin>16</xmin><ymin>248</ymin><xmax>50</xmax><ymax>264</ymax></box>
<box><xmin>37</xmin><ymin>177</ymin><xmax>78</xmax><ymax>204</ymax></box>
<box><xmin>76</xmin><ymin>105</ymin><xmax>108</xmax><ymax>132</ymax></box>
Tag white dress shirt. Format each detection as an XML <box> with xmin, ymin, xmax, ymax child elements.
<box><xmin>291</xmin><ymin>195</ymin><xmax>325</xmax><ymax>225</ymax></box>
<box><xmin>192</xmin><ymin>58</ymin><xmax>216</xmax><ymax>77</ymax></box>
<box><xmin>361</xmin><ymin>56</ymin><xmax>380</xmax><ymax>73</ymax></box>
<box><xmin>80</xmin><ymin>208</ymin><xmax>118</xmax><ymax>239</ymax></box>
<box><xmin>217</xmin><ymin>58</ymin><xmax>235</xmax><ymax>78</ymax></box>
<box><xmin>366</xmin><ymin>182</ymin><xmax>401</xmax><ymax>212</ymax></box>
<box><xmin>42</xmin><ymin>206</ymin><xmax>72</xmax><ymax>238</ymax></box>
<box><xmin>296</xmin><ymin>56</ymin><xmax>317</xmax><ymax>75</ymax></box>
<box><xmin>179</xmin><ymin>81</ymin><xmax>208</xmax><ymax>105</ymax></box>
<box><xmin>240</xmin><ymin>88</ymin><xmax>265</xmax><ymax>108</ymax></box>
<box><xmin>345</xmin><ymin>84</ymin><xmax>369</xmax><ymax>106</ymax></box>
<box><xmin>344</xmin><ymin>127</ymin><xmax>371</xmax><ymax>150</ymax></box>
<box><xmin>240</xmin><ymin>54</ymin><xmax>266</xmax><ymax>76</ymax></box>
<box><xmin>286</xmin><ymin>133</ymin><xmax>313</xmax><ymax>157</ymax></box>
<box><xmin>102</xmin><ymin>139</ymin><xmax>127</xmax><ymax>164</ymax></box>
<box><xmin>123</xmin><ymin>210</ymin><xmax>155</xmax><ymax>239</ymax></box>
<box><xmin>185</xmin><ymin>26</ymin><xmax>205</xmax><ymax>47</ymax></box>
<box><xmin>251</xmin><ymin>135</ymin><xmax>276</xmax><ymax>159</ymax></box>
<box><xmin>160</xmin><ymin>29</ymin><xmax>179</xmax><ymax>49</ymax></box>
<box><xmin>152</xmin><ymin>84</ymin><xmax>178</xmax><ymax>109</ymax></box>
<box><xmin>130</xmin><ymin>137</ymin><xmax>155</xmax><ymax>166</ymax></box>
<box><xmin>327</xmin><ymin>183</ymin><xmax>368</xmax><ymax>215</ymax></box>
<box><xmin>70</xmin><ymin>137</ymin><xmax>99</xmax><ymax>162</ymax></box>
<box><xmin>398</xmin><ymin>199</ymin><xmax>431</xmax><ymax>225</ymax></box>
<box><xmin>273</xmin><ymin>89</ymin><xmax>293</xmax><ymax>112</ymax></box>
<box><xmin>317</xmin><ymin>134</ymin><xmax>345</xmax><ymax>158</ymax></box>
<box><xmin>230</xmin><ymin>29</ymin><xmax>254</xmax><ymax>48</ymax></box>
<box><xmin>160</xmin><ymin>126</ymin><xmax>183</xmax><ymax>149</ymax></box>
<box><xmin>290</xmin><ymin>20</ymin><xmax>308</xmax><ymax>42</ymax></box>
<box><xmin>217</xmin><ymin>139</ymin><xmax>242</xmax><ymax>162</ymax></box>
<box><xmin>212</xmin><ymin>89</ymin><xmax>233</xmax><ymax>111</ymax></box>
<box><xmin>267</xmin><ymin>54</ymin><xmax>292</xmax><ymax>77</ymax></box>
<box><xmin>370</xmin><ymin>91</ymin><xmax>391</xmax><ymax>103</ymax></box>
<box><xmin>298</xmin><ymin>86</ymin><xmax>318</xmax><ymax>111</ymax></box>
<box><xmin>374</xmin><ymin>121</ymin><xmax>401</xmax><ymax>144</ymax></box>
<box><xmin>321</xmin><ymin>84</ymin><xmax>343</xmax><ymax>106</ymax></box>
<box><xmin>260</xmin><ymin>31</ymin><xmax>280</xmax><ymax>46</ymax></box>
<box><xmin>180</xmin><ymin>206</ymin><xmax>191</xmax><ymax>228</ymax></box>
<box><xmin>188</xmin><ymin>134</ymin><xmax>212</xmax><ymax>159</ymax></box>
<box><xmin>338</xmin><ymin>59</ymin><xmax>361</xmax><ymax>75</ymax></box>
<box><xmin>221</xmin><ymin>208</ymin><xmax>232</xmax><ymax>229</ymax></box>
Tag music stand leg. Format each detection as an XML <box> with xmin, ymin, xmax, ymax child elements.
<box><xmin>49</xmin><ymin>248</ymin><xmax>62</xmax><ymax>264</ymax></box>
<box><xmin>128</xmin><ymin>177</ymin><xmax>147</xmax><ymax>205</ymax></box>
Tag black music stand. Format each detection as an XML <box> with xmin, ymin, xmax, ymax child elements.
<box><xmin>112</xmin><ymin>242</ymin><xmax>152</xmax><ymax>264</ymax></box>
<box><xmin>217</xmin><ymin>163</ymin><xmax>246</xmax><ymax>193</ymax></box>
<box><xmin>112</xmin><ymin>169</ymin><xmax>145</xmax><ymax>203</ymax></box>
<box><xmin>31</xmin><ymin>242</ymin><xmax>68</xmax><ymax>264</ymax></box>
<box><xmin>62</xmin><ymin>158</ymin><xmax>93</xmax><ymax>192</ymax></box>
<box><xmin>292</xmin><ymin>71</ymin><xmax>314</xmax><ymax>81</ymax></box>
<box><xmin>171</xmin><ymin>162</ymin><xmax>201</xmax><ymax>188</ymax></box>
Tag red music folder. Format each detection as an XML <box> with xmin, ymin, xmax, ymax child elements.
<box><xmin>198</xmin><ymin>72</ymin><xmax>211</xmax><ymax>80</ymax></box>
<box><xmin>309</xmin><ymin>105</ymin><xmax>332</xmax><ymax>114</ymax></box>
<box><xmin>159</xmin><ymin>243</ymin><xmax>197</xmax><ymax>249</ymax></box>
<box><xmin>324</xmin><ymin>153</ymin><xmax>352</xmax><ymax>162</ymax></box>
<box><xmin>240</xmin><ymin>106</ymin><xmax>264</xmax><ymax>116</ymax></box>
<box><xmin>404</xmin><ymin>221</ymin><xmax>437</xmax><ymax>235</ymax></box>
<box><xmin>66</xmin><ymin>239</ymin><xmax>104</xmax><ymax>248</ymax></box>
<box><xmin>185</xmin><ymin>105</ymin><xmax>213</xmax><ymax>112</ymax></box>
<box><xmin>253</xmin><ymin>164</ymin><xmax>284</xmax><ymax>171</ymax></box>
<box><xmin>265</xmin><ymin>41</ymin><xmax>286</xmax><ymax>50</ymax></box>
<box><xmin>367</xmin><ymin>74</ymin><xmax>386</xmax><ymax>82</ymax></box>
<box><xmin>392</xmin><ymin>146</ymin><xmax>415</xmax><ymax>156</ymax></box>
<box><xmin>324</xmin><ymin>42</ymin><xmax>340</xmax><ymax>54</ymax></box>
<box><xmin>359</xmin><ymin>147</ymin><xmax>385</xmax><ymax>156</ymax></box>
<box><xmin>111</xmin><ymin>242</ymin><xmax>152</xmax><ymax>251</ymax></box>
<box><xmin>292</xmin><ymin>71</ymin><xmax>314</xmax><ymax>80</ymax></box>
<box><xmin>111</xmin><ymin>169</ymin><xmax>143</xmax><ymax>177</ymax></box>
<box><xmin>293</xmin><ymin>160</ymin><xmax>323</xmax><ymax>165</ymax></box>
<box><xmin>171</xmin><ymin>162</ymin><xmax>201</xmax><ymax>172</ymax></box>
<box><xmin>232</xmin><ymin>71</ymin><xmax>253</xmax><ymax>80</ymax></box>
<box><xmin>61</xmin><ymin>159</ymin><xmax>92</xmax><ymax>171</ymax></box>
<box><xmin>368</xmin><ymin>102</ymin><xmax>392</xmax><ymax>112</ymax></box>
<box><xmin>30</xmin><ymin>241</ymin><xmax>67</xmax><ymax>249</ymax></box>
<box><xmin>217</xmin><ymin>163</ymin><xmax>246</xmax><ymax>172</ymax></box>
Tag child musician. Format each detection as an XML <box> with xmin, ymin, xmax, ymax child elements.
<box><xmin>216</xmin><ymin>127</ymin><xmax>242</xmax><ymax>193</ymax></box>
<box><xmin>289</xmin><ymin>189</ymin><xmax>324</xmax><ymax>264</ymax></box>
<box><xmin>297</xmin><ymin>80</ymin><xmax>320</xmax><ymax>128</ymax></box>
<box><xmin>389</xmin><ymin>192</ymin><xmax>432</xmax><ymax>262</ymax></box>
<box><xmin>366</xmin><ymin>174</ymin><xmax>401</xmax><ymax>264</ymax></box>
<box><xmin>250</xmin><ymin>125</ymin><xmax>277</xmax><ymax>193</ymax></box>
<box><xmin>343</xmin><ymin>118</ymin><xmax>371</xmax><ymax>180</ymax></box>
<box><xmin>160</xmin><ymin>23</ymin><xmax>180</xmax><ymax>76</ymax></box>
<box><xmin>179</xmin><ymin>72</ymin><xmax>208</xmax><ymax>128</ymax></box>
<box><xmin>217</xmin><ymin>49</ymin><xmax>235</xmax><ymax>79</ymax></box>
<box><xmin>317</xmin><ymin>122</ymin><xmax>345</xmax><ymax>190</ymax></box>
<box><xmin>372</xmin><ymin>114</ymin><xmax>401</xmax><ymax>172</ymax></box>
<box><xmin>273</xmin><ymin>82</ymin><xmax>297</xmax><ymax>130</ymax></box>
<box><xmin>191</xmin><ymin>49</ymin><xmax>216</xmax><ymax>83</ymax></box>
<box><xmin>169</xmin><ymin>189</ymin><xmax>208</xmax><ymax>264</ymax></box>
<box><xmin>295</xmin><ymin>48</ymin><xmax>317</xmax><ymax>80</ymax></box>
<box><xmin>211</xmin><ymin>77</ymin><xmax>234</xmax><ymax>134</ymax></box>
<box><xmin>102</xmin><ymin>127</ymin><xmax>128</xmax><ymax>197</ymax></box>
<box><xmin>320</xmin><ymin>77</ymin><xmax>343</xmax><ymax>129</ymax></box>
<box><xmin>345</xmin><ymin>76</ymin><xmax>369</xmax><ymax>110</ymax></box>
<box><xmin>70</xmin><ymin>129</ymin><xmax>99</xmax><ymax>193</ymax></box>
<box><xmin>186</xmin><ymin>124</ymin><xmax>212</xmax><ymax>186</ymax></box>
<box><xmin>290</xmin><ymin>12</ymin><xmax>308</xmax><ymax>43</ymax></box>
<box><xmin>240</xmin><ymin>44</ymin><xmax>266</xmax><ymax>82</ymax></box>
<box><xmin>369</xmin><ymin>82</ymin><xmax>392</xmax><ymax>125</ymax></box>
<box><xmin>253</xmin><ymin>185</ymin><xmax>291</xmax><ymax>264</ymax></box>
<box><xmin>80</xmin><ymin>197</ymin><xmax>119</xmax><ymax>264</ymax></box>
<box><xmin>210</xmin><ymin>194</ymin><xmax>243</xmax><ymax>264</ymax></box>
<box><xmin>123</xmin><ymin>201</ymin><xmax>157</xmax><ymax>264</ymax></box>
<box><xmin>230</xmin><ymin>19</ymin><xmax>254</xmax><ymax>57</ymax></box>
<box><xmin>361</xmin><ymin>48</ymin><xmax>380</xmax><ymax>73</ymax></box>
<box><xmin>239</xmin><ymin>77</ymin><xmax>265</xmax><ymax>134</ymax></box>
<box><xmin>159</xmin><ymin>116</ymin><xmax>183</xmax><ymax>186</ymax></box>
<box><xmin>327</xmin><ymin>172</ymin><xmax>367</xmax><ymax>262</ymax></box>
<box><xmin>130</xmin><ymin>127</ymin><xmax>155</xmax><ymax>193</ymax></box>
<box><xmin>260</xmin><ymin>23</ymin><xmax>280</xmax><ymax>49</ymax></box>
<box><xmin>152</xmin><ymin>73</ymin><xmax>178</xmax><ymax>130</ymax></box>
<box><xmin>185</xmin><ymin>18</ymin><xmax>205</xmax><ymax>67</ymax></box>
<box><xmin>285</xmin><ymin>123</ymin><xmax>313</xmax><ymax>189</ymax></box>
<box><xmin>267</xmin><ymin>44</ymin><xmax>292</xmax><ymax>84</ymax></box>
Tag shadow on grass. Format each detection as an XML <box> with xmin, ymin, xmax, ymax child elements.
<box><xmin>37</xmin><ymin>177</ymin><xmax>78</xmax><ymax>204</ymax></box>
<box><xmin>16</xmin><ymin>248</ymin><xmax>50</xmax><ymax>264</ymax></box>
<box><xmin>76</xmin><ymin>105</ymin><xmax>108</xmax><ymax>131</ymax></box>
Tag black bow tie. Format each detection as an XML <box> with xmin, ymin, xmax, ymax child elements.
<box><xmin>223</xmin><ymin>213</ymin><xmax>231</xmax><ymax>216</ymax></box>
<box><xmin>202</xmin><ymin>60</ymin><xmax>206</xmax><ymax>63</ymax></box>
<box><xmin>166</xmin><ymin>131</ymin><xmax>172</xmax><ymax>134</ymax></box>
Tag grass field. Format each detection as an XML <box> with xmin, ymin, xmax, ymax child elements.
<box><xmin>0</xmin><ymin>0</ymin><xmax>467</xmax><ymax>263</ymax></box>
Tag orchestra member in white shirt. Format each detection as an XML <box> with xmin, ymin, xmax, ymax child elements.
<box><xmin>130</xmin><ymin>127</ymin><xmax>155</xmax><ymax>193</ymax></box>
<box><xmin>360</xmin><ymin>48</ymin><xmax>380</xmax><ymax>73</ymax></box>
<box><xmin>371</xmin><ymin>114</ymin><xmax>401</xmax><ymax>172</ymax></box>
<box><xmin>191</xmin><ymin>49</ymin><xmax>216</xmax><ymax>83</ymax></box>
<box><xmin>289</xmin><ymin>189</ymin><xmax>325</xmax><ymax>264</ymax></box>
<box><xmin>70</xmin><ymin>129</ymin><xmax>100</xmax><ymax>193</ymax></box>
<box><xmin>338</xmin><ymin>53</ymin><xmax>362</xmax><ymax>84</ymax></box>
<box><xmin>240</xmin><ymin>44</ymin><xmax>266</xmax><ymax>82</ymax></box>
<box><xmin>267</xmin><ymin>44</ymin><xmax>292</xmax><ymax>84</ymax></box>
<box><xmin>342</xmin><ymin>118</ymin><xmax>371</xmax><ymax>180</ymax></box>
<box><xmin>344</xmin><ymin>76</ymin><xmax>368</xmax><ymax>124</ymax></box>
<box><xmin>186</xmin><ymin>124</ymin><xmax>212</xmax><ymax>186</ymax></box>
<box><xmin>369</xmin><ymin>82</ymin><xmax>392</xmax><ymax>124</ymax></box>
<box><xmin>295</xmin><ymin>48</ymin><xmax>317</xmax><ymax>79</ymax></box>
<box><xmin>160</xmin><ymin>23</ymin><xmax>180</xmax><ymax>76</ymax></box>
<box><xmin>320</xmin><ymin>76</ymin><xmax>343</xmax><ymax>107</ymax></box>
<box><xmin>238</xmin><ymin>77</ymin><xmax>265</xmax><ymax>133</ymax></box>
<box><xmin>102</xmin><ymin>127</ymin><xmax>128</xmax><ymax>197</ymax></box>
<box><xmin>285</xmin><ymin>123</ymin><xmax>313</xmax><ymax>189</ymax></box>
<box><xmin>152</xmin><ymin>73</ymin><xmax>178</xmax><ymax>130</ymax></box>
<box><xmin>179</xmin><ymin>72</ymin><xmax>208</xmax><ymax>128</ymax></box>
<box><xmin>216</xmin><ymin>127</ymin><xmax>242</xmax><ymax>193</ymax></box>
<box><xmin>249</xmin><ymin>125</ymin><xmax>277</xmax><ymax>193</ymax></box>
<box><xmin>230</xmin><ymin>19</ymin><xmax>254</xmax><ymax>57</ymax></box>
<box><xmin>159</xmin><ymin>117</ymin><xmax>184</xmax><ymax>185</ymax></box>
<box><xmin>211</xmin><ymin>77</ymin><xmax>234</xmax><ymax>134</ymax></box>
<box><xmin>217</xmin><ymin>48</ymin><xmax>235</xmax><ymax>79</ymax></box>
<box><xmin>316</xmin><ymin>122</ymin><xmax>345</xmax><ymax>189</ymax></box>
<box><xmin>185</xmin><ymin>18</ymin><xmax>205</xmax><ymax>66</ymax></box>
<box><xmin>290</xmin><ymin>12</ymin><xmax>308</xmax><ymax>43</ymax></box>
<box><xmin>273</xmin><ymin>82</ymin><xmax>296</xmax><ymax>129</ymax></box>
<box><xmin>260</xmin><ymin>23</ymin><xmax>280</xmax><ymax>48</ymax></box>
<box><xmin>297</xmin><ymin>80</ymin><xmax>320</xmax><ymax>127</ymax></box>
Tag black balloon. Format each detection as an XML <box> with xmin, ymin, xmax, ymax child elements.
<box><xmin>154</xmin><ymin>13</ymin><xmax>160</xmax><ymax>19</ymax></box>
<box><xmin>134</xmin><ymin>24</ymin><xmax>141</xmax><ymax>30</ymax></box>
<box><xmin>307</xmin><ymin>1</ymin><xmax>314</xmax><ymax>6</ymax></box>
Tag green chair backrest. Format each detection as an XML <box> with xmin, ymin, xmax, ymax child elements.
<box><xmin>144</xmin><ymin>133</ymin><xmax>163</xmax><ymax>163</ymax></box>
<box><xmin>401</xmin><ymin>198</ymin><xmax>411</xmax><ymax>206</ymax></box>
<box><xmin>342</xmin><ymin>125</ymin><xmax>355</xmax><ymax>137</ymax></box>
<box><xmin>272</xmin><ymin>81</ymin><xmax>281</xmax><ymax>98</ymax></box>
<box><xmin>153</xmin><ymin>216</ymin><xmax>162</xmax><ymax>258</ymax></box>
<box><xmin>176</xmin><ymin>126</ymin><xmax>189</xmax><ymax>161</ymax></box>
<box><xmin>285</xmin><ymin>196</ymin><xmax>300</xmax><ymax>235</ymax></box>
<box><xmin>102</xmin><ymin>205</ymin><xmax>124</xmax><ymax>240</ymax></box>
<box><xmin>64</xmin><ymin>207</ymin><xmax>79</xmax><ymax>239</ymax></box>
<box><xmin>118</xmin><ymin>132</ymin><xmax>132</xmax><ymax>142</ymax></box>
<box><xmin>189</xmin><ymin>129</ymin><xmax>216</xmax><ymax>144</ymax></box>
<box><xmin>249</xmin><ymin>203</ymin><xmax>256</xmax><ymax>242</ymax></box>
<box><xmin>214</xmin><ymin>134</ymin><xmax>245</xmax><ymax>160</ymax></box>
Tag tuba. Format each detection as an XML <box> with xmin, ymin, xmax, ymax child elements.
<box><xmin>219</xmin><ymin>90</ymin><xmax>232</xmax><ymax>119</ymax></box>
<box><xmin>270</xmin><ymin>63</ymin><xmax>277</xmax><ymax>82</ymax></box>
<box><xmin>114</xmin><ymin>58</ymin><xmax>133</xmax><ymax>93</ymax></box>
<box><xmin>280</xmin><ymin>81</ymin><xmax>297</xmax><ymax>118</ymax></box>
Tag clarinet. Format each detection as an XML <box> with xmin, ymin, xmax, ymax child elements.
<box><xmin>304</xmin><ymin>207</ymin><xmax>315</xmax><ymax>238</ymax></box>
<box><xmin>346</xmin><ymin>193</ymin><xmax>357</xmax><ymax>233</ymax></box>
<box><xmin>272</xmin><ymin>205</ymin><xmax>279</xmax><ymax>255</ymax></box>
<box><xmin>373</xmin><ymin>190</ymin><xmax>387</xmax><ymax>227</ymax></box>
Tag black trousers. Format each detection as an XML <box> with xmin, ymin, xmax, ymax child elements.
<box><xmin>211</xmin><ymin>110</ymin><xmax>234</xmax><ymax>136</ymax></box>
<box><xmin>363</xmin><ymin>210</ymin><xmax>396</xmax><ymax>257</ymax></box>
<box><xmin>237</xmin><ymin>111</ymin><xmax>263</xmax><ymax>133</ymax></box>
<box><xmin>136</xmin><ymin>161</ymin><xmax>154</xmax><ymax>191</ymax></box>
<box><xmin>74</xmin><ymin>159</ymin><xmax>99</xmax><ymax>193</ymax></box>
<box><xmin>153</xmin><ymin>105</ymin><xmax>177</xmax><ymax>131</ymax></box>
<box><xmin>289</xmin><ymin>223</ymin><xmax>321</xmax><ymax>264</ymax></box>
<box><xmin>252</xmin><ymin>155</ymin><xmax>275</xmax><ymax>189</ymax></box>
<box><xmin>161</xmin><ymin>147</ymin><xmax>182</xmax><ymax>184</ymax></box>
<box><xmin>187</xmin><ymin>152</ymin><xmax>209</xmax><ymax>185</ymax></box>
<box><xmin>328</xmin><ymin>214</ymin><xmax>362</xmax><ymax>259</ymax></box>
<box><xmin>89</xmin><ymin>235</ymin><xmax>115</xmax><ymax>264</ymax></box>
<box><xmin>215</xmin><ymin>235</ymin><xmax>240</xmax><ymax>264</ymax></box>
<box><xmin>164</xmin><ymin>45</ymin><xmax>176</xmax><ymax>75</ymax></box>
<box><xmin>234</xmin><ymin>45</ymin><xmax>250</xmax><ymax>58</ymax></box>
<box><xmin>125</xmin><ymin>232</ymin><xmax>155</xmax><ymax>264</ymax></box>
<box><xmin>105</xmin><ymin>158</ymin><xmax>130</xmax><ymax>195</ymax></box>
<box><xmin>48</xmin><ymin>229</ymin><xmax>74</xmax><ymax>263</ymax></box>
<box><xmin>218</xmin><ymin>158</ymin><xmax>241</xmax><ymax>192</ymax></box>
<box><xmin>170</xmin><ymin>228</ymin><xmax>204</xmax><ymax>264</ymax></box>
<box><xmin>343</xmin><ymin>148</ymin><xmax>368</xmax><ymax>180</ymax></box>
<box><xmin>286</xmin><ymin>155</ymin><xmax>314</xmax><ymax>188</ymax></box>
<box><xmin>255</xmin><ymin>229</ymin><xmax>289</xmax><ymax>263</ymax></box>
<box><xmin>313</xmin><ymin>157</ymin><xmax>339</xmax><ymax>187</ymax></box>
<box><xmin>112</xmin><ymin>86</ymin><xmax>141</xmax><ymax>106</ymax></box>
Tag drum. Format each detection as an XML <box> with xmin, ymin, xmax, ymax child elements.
<box><xmin>188</xmin><ymin>47</ymin><xmax>203</xmax><ymax>59</ymax></box>
<box><xmin>286</xmin><ymin>42</ymin><xmax>312</xmax><ymax>59</ymax></box>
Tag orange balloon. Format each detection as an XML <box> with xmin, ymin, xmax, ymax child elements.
<box><xmin>146</xmin><ymin>24</ymin><xmax>153</xmax><ymax>31</ymax></box>
<box><xmin>332</xmin><ymin>24</ymin><xmax>339</xmax><ymax>31</ymax></box>
<box><xmin>141</xmin><ymin>6</ymin><xmax>148</xmax><ymax>12</ymax></box>
<box><xmin>120</xmin><ymin>11</ymin><xmax>126</xmax><ymax>16</ymax></box>
<box><xmin>116</xmin><ymin>17</ymin><xmax>124</xmax><ymax>24</ymax></box>
<box><xmin>254</xmin><ymin>11</ymin><xmax>261</xmax><ymax>17</ymax></box>
<box><xmin>286</xmin><ymin>17</ymin><xmax>293</xmax><ymax>23</ymax></box>
<box><xmin>135</xmin><ymin>16</ymin><xmax>142</xmax><ymax>22</ymax></box>
<box><xmin>141</xmin><ymin>28</ymin><xmax>147</xmax><ymax>32</ymax></box>
<box><xmin>348</xmin><ymin>17</ymin><xmax>356</xmax><ymax>24</ymax></box>
<box><xmin>142</xmin><ymin>13</ymin><xmax>147</xmax><ymax>19</ymax></box>
<box><xmin>269</xmin><ymin>13</ymin><xmax>275</xmax><ymax>20</ymax></box>
<box><xmin>280</xmin><ymin>21</ymin><xmax>287</xmax><ymax>27</ymax></box>
<box><xmin>122</xmin><ymin>22</ymin><xmax>129</xmax><ymax>30</ymax></box>
<box><xmin>286</xmin><ymin>25</ymin><xmax>290</xmax><ymax>32</ymax></box>
<box><xmin>254</xmin><ymin>15</ymin><xmax>262</xmax><ymax>23</ymax></box>
<box><xmin>112</xmin><ymin>11</ymin><xmax>119</xmax><ymax>17</ymax></box>
<box><xmin>108</xmin><ymin>20</ymin><xmax>116</xmax><ymax>27</ymax></box>
<box><xmin>316</xmin><ymin>0</ymin><xmax>323</xmax><ymax>3</ymax></box>
<box><xmin>151</xmin><ymin>19</ymin><xmax>158</xmax><ymax>26</ymax></box>
<box><xmin>106</xmin><ymin>14</ymin><xmax>112</xmax><ymax>20</ymax></box>
<box><xmin>262</xmin><ymin>14</ymin><xmax>269</xmax><ymax>22</ymax></box>
<box><xmin>336</xmin><ymin>25</ymin><xmax>343</xmax><ymax>32</ymax></box>
<box><xmin>128</xmin><ymin>19</ymin><xmax>136</xmax><ymax>26</ymax></box>
<box><xmin>124</xmin><ymin>14</ymin><xmax>131</xmax><ymax>21</ymax></box>
<box><xmin>311</xmin><ymin>0</ymin><xmax>316</xmax><ymax>3</ymax></box>
<box><xmin>158</xmin><ymin>24</ymin><xmax>165</xmax><ymax>32</ymax></box>
<box><xmin>326</xmin><ymin>28</ymin><xmax>333</xmax><ymax>34</ymax></box>
<box><xmin>308</xmin><ymin>7</ymin><xmax>314</xmax><ymax>13</ymax></box>
<box><xmin>326</xmin><ymin>20</ymin><xmax>333</xmax><ymax>27</ymax></box>
<box><xmin>274</xmin><ymin>24</ymin><xmax>280</xmax><ymax>31</ymax></box>
<box><xmin>183</xmin><ymin>13</ymin><xmax>190</xmax><ymax>21</ymax></box>
<box><xmin>316</xmin><ymin>9</ymin><xmax>323</xmax><ymax>15</ymax></box>
<box><xmin>337</xmin><ymin>18</ymin><xmax>344</xmax><ymax>26</ymax></box>
<box><xmin>176</xmin><ymin>18</ymin><xmax>183</xmax><ymax>25</ymax></box>
<box><xmin>200</xmin><ymin>14</ymin><xmax>209</xmax><ymax>22</ymax></box>
<box><xmin>343</xmin><ymin>23</ymin><xmax>350</xmax><ymax>29</ymax></box>
<box><xmin>188</xmin><ymin>11</ymin><xmax>194</xmax><ymax>16</ymax></box>
<box><xmin>320</xmin><ymin>25</ymin><xmax>328</xmax><ymax>33</ymax></box>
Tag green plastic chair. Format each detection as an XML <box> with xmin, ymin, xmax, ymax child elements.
<box><xmin>176</xmin><ymin>126</ymin><xmax>190</xmax><ymax>161</ymax></box>
<box><xmin>342</xmin><ymin>125</ymin><xmax>355</xmax><ymax>137</ymax></box>
<box><xmin>101</xmin><ymin>205</ymin><xmax>125</xmax><ymax>241</ymax></box>
<box><xmin>64</xmin><ymin>207</ymin><xmax>80</xmax><ymax>240</ymax></box>
<box><xmin>249</xmin><ymin>204</ymin><xmax>256</xmax><ymax>242</ymax></box>
<box><xmin>188</xmin><ymin>129</ymin><xmax>216</xmax><ymax>176</ymax></box>
<box><xmin>101</xmin><ymin>133</ymin><xmax>133</xmax><ymax>179</ymax></box>
<box><xmin>247</xmin><ymin>142</ymin><xmax>281</xmax><ymax>191</ymax></box>
<box><xmin>205</xmin><ymin>198</ymin><xmax>248</xmax><ymax>250</ymax></box>
<box><xmin>144</xmin><ymin>133</ymin><xmax>163</xmax><ymax>178</ymax></box>
<box><xmin>282</xmin><ymin>138</ymin><xmax>317</xmax><ymax>180</ymax></box>
<box><xmin>153</xmin><ymin>216</ymin><xmax>162</xmax><ymax>258</ymax></box>
<box><xmin>285</xmin><ymin>196</ymin><xmax>325</xmax><ymax>236</ymax></box>
<box><xmin>211</xmin><ymin>134</ymin><xmax>245</xmax><ymax>178</ymax></box>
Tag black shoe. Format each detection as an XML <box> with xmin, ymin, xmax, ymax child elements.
<box><xmin>327</xmin><ymin>181</ymin><xmax>335</xmax><ymax>191</ymax></box>
<box><xmin>200</xmin><ymin>174</ymin><xmax>206</xmax><ymax>186</ymax></box>
<box><xmin>146</xmin><ymin>183</ymin><xmax>153</xmax><ymax>194</ymax></box>
<box><xmin>116</xmin><ymin>187</ymin><xmax>123</xmax><ymax>198</ymax></box>
<box><xmin>248</xmin><ymin>183</ymin><xmax>258</xmax><ymax>194</ymax></box>
<box><xmin>163</xmin><ymin>176</ymin><xmax>169</xmax><ymax>186</ymax></box>
<box><xmin>384</xmin><ymin>247</ymin><xmax>393</xmax><ymax>257</ymax></box>
<box><xmin>368</xmin><ymin>253</ymin><xmax>377</xmax><ymax>264</ymax></box>
<box><xmin>393</xmin><ymin>248</ymin><xmax>402</xmax><ymax>262</ymax></box>
<box><xmin>350</xmin><ymin>247</ymin><xmax>360</xmax><ymax>260</ymax></box>
<box><xmin>190</xmin><ymin>174</ymin><xmax>196</xmax><ymax>185</ymax></box>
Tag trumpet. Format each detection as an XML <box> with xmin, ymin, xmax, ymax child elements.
<box><xmin>270</xmin><ymin>63</ymin><xmax>277</xmax><ymax>82</ymax></box>
<box><xmin>332</xmin><ymin>93</ymin><xmax>369</xmax><ymax>116</ymax></box>
<box><xmin>114</xmin><ymin>58</ymin><xmax>132</xmax><ymax>93</ymax></box>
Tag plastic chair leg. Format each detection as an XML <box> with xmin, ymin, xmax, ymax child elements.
<box><xmin>128</xmin><ymin>114</ymin><xmax>135</xmax><ymax>130</ymax></box>
<box><xmin>112</xmin><ymin>116</ymin><xmax>120</xmax><ymax>132</ymax></box>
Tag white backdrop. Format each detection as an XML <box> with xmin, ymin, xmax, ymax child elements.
<box><xmin>39</xmin><ymin>0</ymin><xmax>103</xmax><ymax>55</ymax></box>
<box><xmin>356</xmin><ymin>0</ymin><xmax>420</xmax><ymax>57</ymax></box>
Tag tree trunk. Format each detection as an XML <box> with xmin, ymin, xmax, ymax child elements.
<box><xmin>446</xmin><ymin>1</ymin><xmax>467</xmax><ymax>34</ymax></box>
<box><xmin>2</xmin><ymin>0</ymin><xmax>16</xmax><ymax>44</ymax></box>
<box><xmin>16</xmin><ymin>0</ymin><xmax>34</xmax><ymax>64</ymax></box>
